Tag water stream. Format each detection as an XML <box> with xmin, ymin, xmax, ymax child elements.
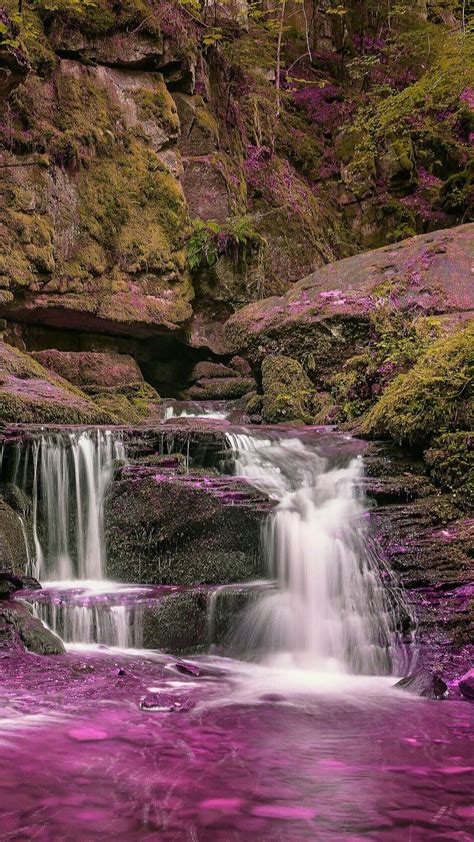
<box><xmin>1</xmin><ymin>419</ymin><xmax>472</xmax><ymax>839</ymax></box>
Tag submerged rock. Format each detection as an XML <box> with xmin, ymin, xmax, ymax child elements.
<box><xmin>139</xmin><ymin>693</ymin><xmax>194</xmax><ymax>713</ymax></box>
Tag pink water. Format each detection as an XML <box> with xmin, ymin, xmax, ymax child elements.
<box><xmin>0</xmin><ymin>647</ymin><xmax>472</xmax><ymax>841</ymax></box>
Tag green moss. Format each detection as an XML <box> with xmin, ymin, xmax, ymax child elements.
<box><xmin>360</xmin><ymin>326</ymin><xmax>473</xmax><ymax>446</ymax></box>
<box><xmin>132</xmin><ymin>77</ymin><xmax>180</xmax><ymax>135</ymax></box>
<box><xmin>261</xmin><ymin>355</ymin><xmax>315</xmax><ymax>423</ymax></box>
<box><xmin>328</xmin><ymin>355</ymin><xmax>372</xmax><ymax>421</ymax></box>
<box><xmin>92</xmin><ymin>382</ymin><xmax>161</xmax><ymax>424</ymax></box>
<box><xmin>424</xmin><ymin>432</ymin><xmax>474</xmax><ymax>508</ymax></box>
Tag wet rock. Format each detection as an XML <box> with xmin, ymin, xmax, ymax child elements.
<box><xmin>139</xmin><ymin>693</ymin><xmax>195</xmax><ymax>713</ymax></box>
<box><xmin>458</xmin><ymin>669</ymin><xmax>474</xmax><ymax>700</ymax></box>
<box><xmin>0</xmin><ymin>498</ymin><xmax>30</xmax><ymax>574</ymax></box>
<box><xmin>395</xmin><ymin>672</ymin><xmax>448</xmax><ymax>699</ymax></box>
<box><xmin>0</xmin><ymin>602</ymin><xmax>65</xmax><ymax>655</ymax></box>
<box><xmin>174</xmin><ymin>660</ymin><xmax>201</xmax><ymax>676</ymax></box>
<box><xmin>0</xmin><ymin>572</ymin><xmax>41</xmax><ymax>598</ymax></box>
<box><xmin>105</xmin><ymin>467</ymin><xmax>268</xmax><ymax>585</ymax></box>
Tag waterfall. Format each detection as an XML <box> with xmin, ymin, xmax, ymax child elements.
<box><xmin>34</xmin><ymin>599</ymin><xmax>143</xmax><ymax>648</ymax></box>
<box><xmin>26</xmin><ymin>430</ymin><xmax>126</xmax><ymax>582</ymax></box>
<box><xmin>226</xmin><ymin>433</ymin><xmax>405</xmax><ymax>675</ymax></box>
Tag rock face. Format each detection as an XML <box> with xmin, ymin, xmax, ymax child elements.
<box><xmin>30</xmin><ymin>349</ymin><xmax>162</xmax><ymax>423</ymax></box>
<box><xmin>105</xmin><ymin>460</ymin><xmax>270</xmax><ymax>585</ymax></box>
<box><xmin>364</xmin><ymin>441</ymin><xmax>473</xmax><ymax>683</ymax></box>
<box><xmin>224</xmin><ymin>225</ymin><xmax>474</xmax><ymax>375</ymax></box>
<box><xmin>0</xmin><ymin>498</ymin><xmax>29</xmax><ymax>573</ymax></box>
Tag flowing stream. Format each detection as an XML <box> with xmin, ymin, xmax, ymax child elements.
<box><xmin>0</xmin><ymin>419</ymin><xmax>472</xmax><ymax>840</ymax></box>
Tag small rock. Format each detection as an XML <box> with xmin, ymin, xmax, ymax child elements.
<box><xmin>117</xmin><ymin>668</ymin><xmax>126</xmax><ymax>676</ymax></box>
<box><xmin>174</xmin><ymin>660</ymin><xmax>200</xmax><ymax>677</ymax></box>
<box><xmin>71</xmin><ymin>663</ymin><xmax>96</xmax><ymax>675</ymax></box>
<box><xmin>458</xmin><ymin>668</ymin><xmax>474</xmax><ymax>699</ymax></box>
<box><xmin>139</xmin><ymin>693</ymin><xmax>195</xmax><ymax>713</ymax></box>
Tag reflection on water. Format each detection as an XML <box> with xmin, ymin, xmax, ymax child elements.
<box><xmin>0</xmin><ymin>647</ymin><xmax>472</xmax><ymax>840</ymax></box>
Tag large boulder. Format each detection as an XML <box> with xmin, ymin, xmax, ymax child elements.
<box><xmin>224</xmin><ymin>225</ymin><xmax>474</xmax><ymax>378</ymax></box>
<box><xmin>105</xmin><ymin>462</ymin><xmax>270</xmax><ymax>585</ymax></box>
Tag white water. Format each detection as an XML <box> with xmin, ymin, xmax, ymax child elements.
<box><xmin>164</xmin><ymin>403</ymin><xmax>229</xmax><ymax>420</ymax></box>
<box><xmin>27</xmin><ymin>430</ymin><xmax>126</xmax><ymax>581</ymax></box>
<box><xmin>9</xmin><ymin>430</ymin><xmax>129</xmax><ymax>645</ymax></box>
<box><xmin>226</xmin><ymin>432</ymin><xmax>400</xmax><ymax>675</ymax></box>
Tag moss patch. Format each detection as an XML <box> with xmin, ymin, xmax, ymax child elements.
<box><xmin>261</xmin><ymin>355</ymin><xmax>315</xmax><ymax>424</ymax></box>
<box><xmin>360</xmin><ymin>327</ymin><xmax>473</xmax><ymax>447</ymax></box>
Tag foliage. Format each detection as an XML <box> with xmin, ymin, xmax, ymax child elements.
<box><xmin>424</xmin><ymin>432</ymin><xmax>474</xmax><ymax>506</ymax></box>
<box><xmin>187</xmin><ymin>216</ymin><xmax>264</xmax><ymax>271</ymax></box>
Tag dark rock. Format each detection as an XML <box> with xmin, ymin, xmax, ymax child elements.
<box><xmin>458</xmin><ymin>669</ymin><xmax>474</xmax><ymax>699</ymax></box>
<box><xmin>395</xmin><ymin>672</ymin><xmax>448</xmax><ymax>699</ymax></box>
<box><xmin>105</xmin><ymin>468</ymin><xmax>268</xmax><ymax>586</ymax></box>
<box><xmin>174</xmin><ymin>660</ymin><xmax>201</xmax><ymax>676</ymax></box>
<box><xmin>0</xmin><ymin>573</ymin><xmax>41</xmax><ymax>598</ymax></box>
<box><xmin>0</xmin><ymin>602</ymin><xmax>64</xmax><ymax>655</ymax></box>
<box><xmin>0</xmin><ymin>497</ymin><xmax>30</xmax><ymax>574</ymax></box>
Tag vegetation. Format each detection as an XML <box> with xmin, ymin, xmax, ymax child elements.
<box><xmin>360</xmin><ymin>327</ymin><xmax>473</xmax><ymax>447</ymax></box>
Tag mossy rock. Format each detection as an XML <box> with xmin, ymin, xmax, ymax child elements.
<box><xmin>360</xmin><ymin>326</ymin><xmax>473</xmax><ymax>447</ymax></box>
<box><xmin>261</xmin><ymin>355</ymin><xmax>315</xmax><ymax>424</ymax></box>
<box><xmin>424</xmin><ymin>432</ymin><xmax>474</xmax><ymax>508</ymax></box>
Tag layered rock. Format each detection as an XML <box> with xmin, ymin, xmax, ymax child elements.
<box><xmin>364</xmin><ymin>442</ymin><xmax>473</xmax><ymax>683</ymax></box>
<box><xmin>0</xmin><ymin>336</ymin><xmax>112</xmax><ymax>424</ymax></box>
<box><xmin>30</xmin><ymin>349</ymin><xmax>162</xmax><ymax>423</ymax></box>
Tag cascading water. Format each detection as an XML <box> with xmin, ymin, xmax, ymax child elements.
<box><xmin>7</xmin><ymin>429</ymin><xmax>134</xmax><ymax>646</ymax></box>
<box><xmin>225</xmin><ymin>432</ymin><xmax>408</xmax><ymax>675</ymax></box>
<box><xmin>28</xmin><ymin>430</ymin><xmax>126</xmax><ymax>581</ymax></box>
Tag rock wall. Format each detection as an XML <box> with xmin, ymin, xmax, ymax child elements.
<box><xmin>0</xmin><ymin>1</ymin><xmax>471</xmax><ymax>419</ymax></box>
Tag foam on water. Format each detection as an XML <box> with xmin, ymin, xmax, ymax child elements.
<box><xmin>225</xmin><ymin>433</ymin><xmax>409</xmax><ymax>675</ymax></box>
